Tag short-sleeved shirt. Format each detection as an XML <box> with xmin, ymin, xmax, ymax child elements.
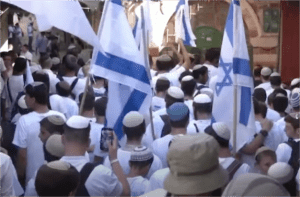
<box><xmin>152</xmin><ymin>134</ymin><xmax>174</xmax><ymax>168</ymax></box>
<box><xmin>12</xmin><ymin>110</ymin><xmax>65</xmax><ymax>184</ymax></box>
<box><xmin>219</xmin><ymin>157</ymin><xmax>250</xmax><ymax>180</ymax></box>
<box><xmin>152</xmin><ymin>96</ymin><xmax>165</xmax><ymax>112</ymax></box>
<box><xmin>61</xmin><ymin>155</ymin><xmax>123</xmax><ymax>196</ymax></box>
<box><xmin>276</xmin><ymin>138</ymin><xmax>300</xmax><ymax>163</ymax></box>
<box><xmin>266</xmin><ymin>108</ymin><xmax>281</xmax><ymax>122</ymax></box>
<box><xmin>127</xmin><ymin>176</ymin><xmax>150</xmax><ymax>196</ymax></box>
<box><xmin>62</xmin><ymin>76</ymin><xmax>86</xmax><ymax>103</ymax></box>
<box><xmin>49</xmin><ymin>94</ymin><xmax>79</xmax><ymax>120</ymax></box>
<box><xmin>186</xmin><ymin>119</ymin><xmax>211</xmax><ymax>134</ymax></box>
<box><xmin>145</xmin><ymin>168</ymin><xmax>170</xmax><ymax>193</ymax></box>
<box><xmin>103</xmin><ymin>148</ymin><xmax>162</xmax><ymax>179</ymax></box>
<box><xmin>255</xmin><ymin>82</ymin><xmax>272</xmax><ymax>93</ymax></box>
<box><xmin>43</xmin><ymin>69</ymin><xmax>60</xmax><ymax>94</ymax></box>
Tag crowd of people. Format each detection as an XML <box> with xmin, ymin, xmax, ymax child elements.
<box><xmin>0</xmin><ymin>28</ymin><xmax>299</xmax><ymax>196</ymax></box>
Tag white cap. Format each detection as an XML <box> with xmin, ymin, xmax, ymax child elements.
<box><xmin>270</xmin><ymin>72</ymin><xmax>280</xmax><ymax>77</ymax></box>
<box><xmin>66</xmin><ymin>115</ymin><xmax>90</xmax><ymax>129</ymax></box>
<box><xmin>292</xmin><ymin>87</ymin><xmax>300</xmax><ymax>95</ymax></box>
<box><xmin>123</xmin><ymin>111</ymin><xmax>144</xmax><ymax>128</ymax></box>
<box><xmin>193</xmin><ymin>94</ymin><xmax>211</xmax><ymax>104</ymax></box>
<box><xmin>181</xmin><ymin>75</ymin><xmax>194</xmax><ymax>82</ymax></box>
<box><xmin>47</xmin><ymin>160</ymin><xmax>70</xmax><ymax>171</ymax></box>
<box><xmin>130</xmin><ymin>146</ymin><xmax>153</xmax><ymax>162</ymax></box>
<box><xmin>275</xmin><ymin>93</ymin><xmax>286</xmax><ymax>98</ymax></box>
<box><xmin>18</xmin><ymin>95</ymin><xmax>28</xmax><ymax>109</ymax></box>
<box><xmin>261</xmin><ymin>67</ymin><xmax>272</xmax><ymax>76</ymax></box>
<box><xmin>45</xmin><ymin>134</ymin><xmax>65</xmax><ymax>158</ymax></box>
<box><xmin>68</xmin><ymin>44</ymin><xmax>76</xmax><ymax>50</ymax></box>
<box><xmin>212</xmin><ymin>122</ymin><xmax>230</xmax><ymax>140</ymax></box>
<box><xmin>157</xmin><ymin>54</ymin><xmax>172</xmax><ymax>62</ymax></box>
<box><xmin>157</xmin><ymin>77</ymin><xmax>169</xmax><ymax>81</ymax></box>
<box><xmin>193</xmin><ymin>64</ymin><xmax>205</xmax><ymax>71</ymax></box>
<box><xmin>290</xmin><ymin>89</ymin><xmax>300</xmax><ymax>108</ymax></box>
<box><xmin>52</xmin><ymin>57</ymin><xmax>60</xmax><ymax>65</ymax></box>
<box><xmin>291</xmin><ymin>78</ymin><xmax>300</xmax><ymax>86</ymax></box>
<box><xmin>200</xmin><ymin>88</ymin><xmax>214</xmax><ymax>99</ymax></box>
<box><xmin>268</xmin><ymin>162</ymin><xmax>294</xmax><ymax>184</ymax></box>
<box><xmin>167</xmin><ymin>86</ymin><xmax>184</xmax><ymax>99</ymax></box>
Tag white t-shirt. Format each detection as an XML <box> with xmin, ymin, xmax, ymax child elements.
<box><xmin>49</xmin><ymin>94</ymin><xmax>79</xmax><ymax>120</ymax></box>
<box><xmin>255</xmin><ymin>121</ymin><xmax>285</xmax><ymax>151</ymax></box>
<box><xmin>127</xmin><ymin>176</ymin><xmax>150</xmax><ymax>196</ymax></box>
<box><xmin>1</xmin><ymin>153</ymin><xmax>24</xmax><ymax>196</ymax></box>
<box><xmin>153</xmin><ymin>108</ymin><xmax>167</xmax><ymax>118</ymax></box>
<box><xmin>209</xmin><ymin>75</ymin><xmax>218</xmax><ymax>93</ymax></box>
<box><xmin>62</xmin><ymin>76</ymin><xmax>86</xmax><ymax>103</ymax></box>
<box><xmin>203</xmin><ymin>63</ymin><xmax>218</xmax><ymax>85</ymax></box>
<box><xmin>145</xmin><ymin>168</ymin><xmax>170</xmax><ymax>193</ymax></box>
<box><xmin>266</xmin><ymin>108</ymin><xmax>281</xmax><ymax>122</ymax></box>
<box><xmin>186</xmin><ymin>119</ymin><xmax>211</xmax><ymax>134</ymax></box>
<box><xmin>12</xmin><ymin>110</ymin><xmax>65</xmax><ymax>184</ymax></box>
<box><xmin>219</xmin><ymin>157</ymin><xmax>250</xmax><ymax>180</ymax></box>
<box><xmin>152</xmin><ymin>134</ymin><xmax>174</xmax><ymax>168</ymax></box>
<box><xmin>256</xmin><ymin>82</ymin><xmax>272</xmax><ymax>93</ymax></box>
<box><xmin>152</xmin><ymin>66</ymin><xmax>185</xmax><ymax>88</ymax></box>
<box><xmin>184</xmin><ymin>99</ymin><xmax>194</xmax><ymax>121</ymax></box>
<box><xmin>103</xmin><ymin>148</ymin><xmax>163</xmax><ymax>179</ymax></box>
<box><xmin>275</xmin><ymin>117</ymin><xmax>289</xmax><ymax>142</ymax></box>
<box><xmin>152</xmin><ymin>96</ymin><xmax>165</xmax><ymax>112</ymax></box>
<box><xmin>61</xmin><ymin>155</ymin><xmax>123</xmax><ymax>196</ymax></box>
<box><xmin>43</xmin><ymin>69</ymin><xmax>60</xmax><ymax>94</ymax></box>
<box><xmin>296</xmin><ymin>168</ymin><xmax>300</xmax><ymax>191</ymax></box>
<box><xmin>2</xmin><ymin>75</ymin><xmax>25</xmax><ymax>103</ymax></box>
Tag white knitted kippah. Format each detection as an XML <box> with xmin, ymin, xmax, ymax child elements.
<box><xmin>270</xmin><ymin>72</ymin><xmax>280</xmax><ymax>77</ymax></box>
<box><xmin>122</xmin><ymin>111</ymin><xmax>144</xmax><ymax>128</ymax></box>
<box><xmin>261</xmin><ymin>67</ymin><xmax>272</xmax><ymax>76</ymax></box>
<box><xmin>45</xmin><ymin>134</ymin><xmax>65</xmax><ymax>158</ymax></box>
<box><xmin>181</xmin><ymin>75</ymin><xmax>194</xmax><ymax>82</ymax></box>
<box><xmin>167</xmin><ymin>86</ymin><xmax>184</xmax><ymax>99</ymax></box>
<box><xmin>66</xmin><ymin>116</ymin><xmax>90</xmax><ymax>129</ymax></box>
<box><xmin>130</xmin><ymin>146</ymin><xmax>153</xmax><ymax>162</ymax></box>
<box><xmin>18</xmin><ymin>95</ymin><xmax>28</xmax><ymax>109</ymax></box>
<box><xmin>268</xmin><ymin>162</ymin><xmax>294</xmax><ymax>184</ymax></box>
<box><xmin>212</xmin><ymin>122</ymin><xmax>230</xmax><ymax>140</ymax></box>
<box><xmin>291</xmin><ymin>78</ymin><xmax>300</xmax><ymax>86</ymax></box>
<box><xmin>193</xmin><ymin>94</ymin><xmax>211</xmax><ymax>104</ymax></box>
<box><xmin>46</xmin><ymin>160</ymin><xmax>70</xmax><ymax>171</ymax></box>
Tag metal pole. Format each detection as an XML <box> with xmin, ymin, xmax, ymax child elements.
<box><xmin>233</xmin><ymin>76</ymin><xmax>238</xmax><ymax>155</ymax></box>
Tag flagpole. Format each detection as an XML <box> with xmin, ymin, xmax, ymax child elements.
<box><xmin>141</xmin><ymin>5</ymin><xmax>156</xmax><ymax>141</ymax></box>
<box><xmin>80</xmin><ymin>0</ymin><xmax>110</xmax><ymax>115</ymax></box>
<box><xmin>233</xmin><ymin>73</ymin><xmax>238</xmax><ymax>156</ymax></box>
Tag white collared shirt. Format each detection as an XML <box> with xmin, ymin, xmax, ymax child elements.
<box><xmin>276</xmin><ymin>138</ymin><xmax>300</xmax><ymax>163</ymax></box>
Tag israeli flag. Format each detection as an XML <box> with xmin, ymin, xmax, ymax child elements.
<box><xmin>91</xmin><ymin>0</ymin><xmax>152</xmax><ymax>141</ymax></box>
<box><xmin>175</xmin><ymin>0</ymin><xmax>196</xmax><ymax>47</ymax></box>
<box><xmin>212</xmin><ymin>0</ymin><xmax>256</xmax><ymax>152</ymax></box>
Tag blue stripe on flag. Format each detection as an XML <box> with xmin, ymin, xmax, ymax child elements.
<box><xmin>182</xmin><ymin>10</ymin><xmax>192</xmax><ymax>46</ymax></box>
<box><xmin>211</xmin><ymin>116</ymin><xmax>216</xmax><ymax>124</ymax></box>
<box><xmin>111</xmin><ymin>0</ymin><xmax>122</xmax><ymax>6</ymax></box>
<box><xmin>113</xmin><ymin>89</ymin><xmax>147</xmax><ymax>139</ymax></box>
<box><xmin>225</xmin><ymin>2</ymin><xmax>234</xmax><ymax>46</ymax></box>
<box><xmin>239</xmin><ymin>86</ymin><xmax>251</xmax><ymax>126</ymax></box>
<box><xmin>95</xmin><ymin>51</ymin><xmax>150</xmax><ymax>85</ymax></box>
<box><xmin>233</xmin><ymin>58</ymin><xmax>252</xmax><ymax>77</ymax></box>
<box><xmin>175</xmin><ymin>0</ymin><xmax>185</xmax><ymax>13</ymax></box>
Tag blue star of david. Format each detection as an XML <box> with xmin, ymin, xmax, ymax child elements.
<box><xmin>215</xmin><ymin>58</ymin><xmax>233</xmax><ymax>96</ymax></box>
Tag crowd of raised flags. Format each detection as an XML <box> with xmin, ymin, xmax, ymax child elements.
<box><xmin>0</xmin><ymin>0</ymin><xmax>299</xmax><ymax>196</ymax></box>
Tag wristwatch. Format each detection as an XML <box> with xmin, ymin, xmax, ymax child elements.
<box><xmin>260</xmin><ymin>130</ymin><xmax>268</xmax><ymax>137</ymax></box>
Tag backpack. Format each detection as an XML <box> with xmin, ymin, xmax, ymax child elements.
<box><xmin>75</xmin><ymin>162</ymin><xmax>100</xmax><ymax>197</ymax></box>
<box><xmin>285</xmin><ymin>139</ymin><xmax>300</xmax><ymax>177</ymax></box>
<box><xmin>57</xmin><ymin>76</ymin><xmax>79</xmax><ymax>99</ymax></box>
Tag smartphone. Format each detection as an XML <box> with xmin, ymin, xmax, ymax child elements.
<box><xmin>100</xmin><ymin>127</ymin><xmax>114</xmax><ymax>152</ymax></box>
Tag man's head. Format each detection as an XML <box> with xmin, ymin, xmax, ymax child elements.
<box><xmin>94</xmin><ymin>97</ymin><xmax>108</xmax><ymax>117</ymax></box>
<box><xmin>155</xmin><ymin>77</ymin><xmax>170</xmax><ymax>94</ymax></box>
<box><xmin>193</xmin><ymin>94</ymin><xmax>212</xmax><ymax>119</ymax></box>
<box><xmin>260</xmin><ymin>67</ymin><xmax>272</xmax><ymax>82</ymax></box>
<box><xmin>253</xmin><ymin>98</ymin><xmax>267</xmax><ymax>119</ymax></box>
<box><xmin>44</xmin><ymin>134</ymin><xmax>65</xmax><ymax>162</ymax></box>
<box><xmin>39</xmin><ymin>115</ymin><xmax>65</xmax><ymax>144</ymax></box>
<box><xmin>41</xmin><ymin>57</ymin><xmax>52</xmax><ymax>69</ymax></box>
<box><xmin>181</xmin><ymin>76</ymin><xmax>196</xmax><ymax>97</ymax></box>
<box><xmin>273</xmin><ymin>93</ymin><xmax>288</xmax><ymax>114</ymax></box>
<box><xmin>156</xmin><ymin>54</ymin><xmax>174</xmax><ymax>71</ymax></box>
<box><xmin>284</xmin><ymin>113</ymin><xmax>300</xmax><ymax>139</ymax></box>
<box><xmin>205</xmin><ymin>48</ymin><xmax>220</xmax><ymax>66</ymax></box>
<box><xmin>13</xmin><ymin>57</ymin><xmax>27</xmax><ymax>74</ymax></box>
<box><xmin>35</xmin><ymin>161</ymin><xmax>80</xmax><ymax>197</ymax></box>
<box><xmin>64</xmin><ymin>54</ymin><xmax>79</xmax><ymax>74</ymax></box>
<box><xmin>21</xmin><ymin>44</ymin><xmax>29</xmax><ymax>53</ymax></box>
<box><xmin>290</xmin><ymin>78</ymin><xmax>300</xmax><ymax>91</ymax></box>
<box><xmin>122</xmin><ymin>111</ymin><xmax>145</xmax><ymax>141</ymax></box>
<box><xmin>62</xmin><ymin>116</ymin><xmax>91</xmax><ymax>148</ymax></box>
<box><xmin>164</xmin><ymin>133</ymin><xmax>228</xmax><ymax>196</ymax></box>
<box><xmin>167</xmin><ymin>103</ymin><xmax>189</xmax><ymax>129</ymax></box>
<box><xmin>56</xmin><ymin>81</ymin><xmax>71</xmax><ymax>97</ymax></box>
<box><xmin>253</xmin><ymin>88</ymin><xmax>267</xmax><ymax>102</ymax></box>
<box><xmin>255</xmin><ymin>147</ymin><xmax>277</xmax><ymax>174</ymax></box>
<box><xmin>32</xmin><ymin>70</ymin><xmax>50</xmax><ymax>92</ymax></box>
<box><xmin>192</xmin><ymin>65</ymin><xmax>208</xmax><ymax>84</ymax></box>
<box><xmin>129</xmin><ymin>146</ymin><xmax>154</xmax><ymax>177</ymax></box>
<box><xmin>253</xmin><ymin>66</ymin><xmax>262</xmax><ymax>78</ymax></box>
<box><xmin>205</xmin><ymin>122</ymin><xmax>230</xmax><ymax>149</ymax></box>
<box><xmin>25</xmin><ymin>82</ymin><xmax>49</xmax><ymax>109</ymax></box>
<box><xmin>270</xmin><ymin>72</ymin><xmax>281</xmax><ymax>88</ymax></box>
<box><xmin>79</xmin><ymin>89</ymin><xmax>95</xmax><ymax>113</ymax></box>
<box><xmin>290</xmin><ymin>89</ymin><xmax>300</xmax><ymax>112</ymax></box>
<box><xmin>165</xmin><ymin>86</ymin><xmax>184</xmax><ymax>108</ymax></box>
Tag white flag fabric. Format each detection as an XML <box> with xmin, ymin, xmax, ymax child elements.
<box><xmin>175</xmin><ymin>0</ymin><xmax>196</xmax><ymax>47</ymax></box>
<box><xmin>212</xmin><ymin>0</ymin><xmax>255</xmax><ymax>152</ymax></box>
<box><xmin>91</xmin><ymin>0</ymin><xmax>152</xmax><ymax>140</ymax></box>
<box><xmin>3</xmin><ymin>0</ymin><xmax>105</xmax><ymax>53</ymax></box>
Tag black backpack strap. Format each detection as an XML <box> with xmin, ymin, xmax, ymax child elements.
<box><xmin>23</xmin><ymin>73</ymin><xmax>26</xmax><ymax>85</ymax></box>
<box><xmin>57</xmin><ymin>75</ymin><xmax>64</xmax><ymax>82</ymax></box>
<box><xmin>160</xmin><ymin>114</ymin><xmax>171</xmax><ymax>138</ymax></box>
<box><xmin>194</xmin><ymin>123</ymin><xmax>200</xmax><ymax>133</ymax></box>
<box><xmin>7</xmin><ymin>78</ymin><xmax>13</xmax><ymax>102</ymax></box>
<box><xmin>75</xmin><ymin>163</ymin><xmax>98</xmax><ymax>197</ymax></box>
<box><xmin>227</xmin><ymin>159</ymin><xmax>242</xmax><ymax>181</ymax></box>
<box><xmin>70</xmin><ymin>78</ymin><xmax>79</xmax><ymax>92</ymax></box>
